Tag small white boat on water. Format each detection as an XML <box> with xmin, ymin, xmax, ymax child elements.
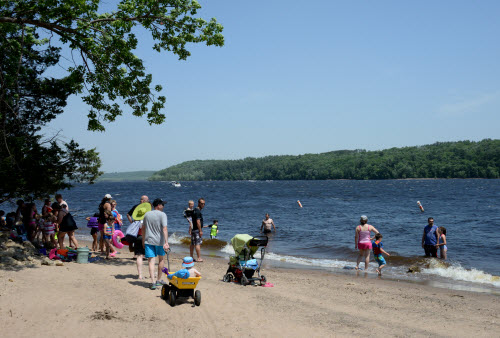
<box><xmin>171</xmin><ymin>181</ymin><xmax>181</xmax><ymax>187</ymax></box>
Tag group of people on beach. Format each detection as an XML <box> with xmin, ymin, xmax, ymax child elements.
<box><xmin>1</xmin><ymin>195</ymin><xmax>80</xmax><ymax>251</ymax></box>
<box><xmin>97</xmin><ymin>194</ymin><xmax>210</xmax><ymax>289</ymax></box>
<box><xmin>354</xmin><ymin>215</ymin><xmax>448</xmax><ymax>275</ymax></box>
<box><xmin>2</xmin><ymin>193</ymin><xmax>450</xmax><ymax>282</ymax></box>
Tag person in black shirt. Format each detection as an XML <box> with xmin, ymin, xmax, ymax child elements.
<box><xmin>190</xmin><ymin>198</ymin><xmax>205</xmax><ymax>262</ymax></box>
<box><xmin>127</xmin><ymin>195</ymin><xmax>149</xmax><ymax>223</ymax></box>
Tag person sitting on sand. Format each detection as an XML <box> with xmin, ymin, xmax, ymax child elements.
<box><xmin>354</xmin><ymin>215</ymin><xmax>379</xmax><ymax>271</ymax></box>
<box><xmin>372</xmin><ymin>233</ymin><xmax>390</xmax><ymax>275</ymax></box>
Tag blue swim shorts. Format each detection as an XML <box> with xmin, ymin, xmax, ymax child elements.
<box><xmin>374</xmin><ymin>254</ymin><xmax>386</xmax><ymax>266</ymax></box>
<box><xmin>145</xmin><ymin>244</ymin><xmax>166</xmax><ymax>258</ymax></box>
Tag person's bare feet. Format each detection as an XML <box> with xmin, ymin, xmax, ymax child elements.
<box><xmin>195</xmin><ymin>258</ymin><xmax>204</xmax><ymax>262</ymax></box>
<box><xmin>376</xmin><ymin>268</ymin><xmax>381</xmax><ymax>275</ymax></box>
<box><xmin>355</xmin><ymin>266</ymin><xmax>359</xmax><ymax>270</ymax></box>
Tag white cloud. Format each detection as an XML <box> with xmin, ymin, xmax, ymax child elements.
<box><xmin>438</xmin><ymin>91</ymin><xmax>500</xmax><ymax>116</ymax></box>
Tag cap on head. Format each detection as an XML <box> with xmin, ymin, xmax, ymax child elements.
<box><xmin>153</xmin><ymin>198</ymin><xmax>165</xmax><ymax>207</ymax></box>
<box><xmin>104</xmin><ymin>193</ymin><xmax>112</xmax><ymax>199</ymax></box>
<box><xmin>360</xmin><ymin>215</ymin><xmax>368</xmax><ymax>221</ymax></box>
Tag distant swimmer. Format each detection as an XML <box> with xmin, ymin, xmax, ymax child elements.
<box><xmin>260</xmin><ymin>213</ymin><xmax>276</xmax><ymax>234</ymax></box>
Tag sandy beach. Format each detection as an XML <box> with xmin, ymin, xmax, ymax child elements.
<box><xmin>1</xmin><ymin>240</ymin><xmax>499</xmax><ymax>338</ymax></box>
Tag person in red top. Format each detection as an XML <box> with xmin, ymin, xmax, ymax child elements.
<box><xmin>41</xmin><ymin>199</ymin><xmax>52</xmax><ymax>217</ymax></box>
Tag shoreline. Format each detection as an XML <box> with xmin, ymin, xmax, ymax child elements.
<box><xmin>72</xmin><ymin>236</ymin><xmax>500</xmax><ymax>296</ymax></box>
<box><xmin>1</xmin><ymin>239</ymin><xmax>499</xmax><ymax>337</ymax></box>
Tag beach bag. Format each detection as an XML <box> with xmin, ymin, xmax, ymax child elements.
<box><xmin>125</xmin><ymin>220</ymin><xmax>141</xmax><ymax>237</ymax></box>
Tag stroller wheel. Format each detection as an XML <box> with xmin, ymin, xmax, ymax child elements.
<box><xmin>223</xmin><ymin>274</ymin><xmax>231</xmax><ymax>283</ymax></box>
<box><xmin>241</xmin><ymin>275</ymin><xmax>249</xmax><ymax>286</ymax></box>
<box><xmin>194</xmin><ymin>290</ymin><xmax>201</xmax><ymax>306</ymax></box>
<box><xmin>260</xmin><ymin>275</ymin><xmax>267</xmax><ymax>283</ymax></box>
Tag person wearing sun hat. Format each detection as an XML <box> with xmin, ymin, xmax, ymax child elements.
<box><xmin>142</xmin><ymin>198</ymin><xmax>169</xmax><ymax>290</ymax></box>
<box><xmin>182</xmin><ymin>256</ymin><xmax>201</xmax><ymax>277</ymax></box>
<box><xmin>165</xmin><ymin>257</ymin><xmax>201</xmax><ymax>279</ymax></box>
<box><xmin>125</xmin><ymin>196</ymin><xmax>151</xmax><ymax>280</ymax></box>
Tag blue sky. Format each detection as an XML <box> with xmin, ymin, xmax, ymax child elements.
<box><xmin>46</xmin><ymin>1</ymin><xmax>500</xmax><ymax>172</ymax></box>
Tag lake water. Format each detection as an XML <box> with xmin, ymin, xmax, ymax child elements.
<box><xmin>20</xmin><ymin>179</ymin><xmax>500</xmax><ymax>293</ymax></box>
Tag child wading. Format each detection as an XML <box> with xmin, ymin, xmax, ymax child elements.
<box><xmin>436</xmin><ymin>226</ymin><xmax>447</xmax><ymax>260</ymax></box>
<box><xmin>203</xmin><ymin>220</ymin><xmax>219</xmax><ymax>239</ymax></box>
<box><xmin>372</xmin><ymin>233</ymin><xmax>390</xmax><ymax>276</ymax></box>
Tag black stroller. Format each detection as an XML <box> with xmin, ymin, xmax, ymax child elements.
<box><xmin>222</xmin><ymin>234</ymin><xmax>268</xmax><ymax>286</ymax></box>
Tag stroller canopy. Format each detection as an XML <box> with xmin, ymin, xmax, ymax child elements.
<box><xmin>231</xmin><ymin>234</ymin><xmax>257</xmax><ymax>257</ymax></box>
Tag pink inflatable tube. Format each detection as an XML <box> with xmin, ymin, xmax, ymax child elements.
<box><xmin>112</xmin><ymin>230</ymin><xmax>125</xmax><ymax>249</ymax></box>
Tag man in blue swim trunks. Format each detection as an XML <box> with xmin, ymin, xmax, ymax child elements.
<box><xmin>142</xmin><ymin>198</ymin><xmax>169</xmax><ymax>290</ymax></box>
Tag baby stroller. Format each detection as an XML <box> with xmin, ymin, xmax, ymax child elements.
<box><xmin>223</xmin><ymin>234</ymin><xmax>268</xmax><ymax>286</ymax></box>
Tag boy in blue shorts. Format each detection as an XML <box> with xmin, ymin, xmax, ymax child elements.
<box><xmin>372</xmin><ymin>233</ymin><xmax>390</xmax><ymax>276</ymax></box>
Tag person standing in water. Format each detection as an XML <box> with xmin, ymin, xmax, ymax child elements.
<box><xmin>260</xmin><ymin>213</ymin><xmax>276</xmax><ymax>234</ymax></box>
<box><xmin>354</xmin><ymin>215</ymin><xmax>379</xmax><ymax>271</ymax></box>
<box><xmin>436</xmin><ymin>226</ymin><xmax>447</xmax><ymax>260</ymax></box>
<box><xmin>421</xmin><ymin>217</ymin><xmax>439</xmax><ymax>257</ymax></box>
<box><xmin>203</xmin><ymin>219</ymin><xmax>219</xmax><ymax>239</ymax></box>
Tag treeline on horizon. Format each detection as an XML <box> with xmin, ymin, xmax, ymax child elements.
<box><xmin>149</xmin><ymin>139</ymin><xmax>500</xmax><ymax>181</ymax></box>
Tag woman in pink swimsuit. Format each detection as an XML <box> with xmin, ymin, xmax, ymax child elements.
<box><xmin>355</xmin><ymin>215</ymin><xmax>379</xmax><ymax>271</ymax></box>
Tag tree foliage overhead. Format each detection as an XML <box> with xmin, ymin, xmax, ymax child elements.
<box><xmin>0</xmin><ymin>0</ymin><xmax>224</xmax><ymax>131</ymax></box>
<box><xmin>149</xmin><ymin>140</ymin><xmax>500</xmax><ymax>181</ymax></box>
<box><xmin>0</xmin><ymin>24</ymin><xmax>102</xmax><ymax>203</ymax></box>
<box><xmin>0</xmin><ymin>1</ymin><xmax>224</xmax><ymax>202</ymax></box>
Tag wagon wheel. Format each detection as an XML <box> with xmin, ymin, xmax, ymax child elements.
<box><xmin>169</xmin><ymin>290</ymin><xmax>176</xmax><ymax>307</ymax></box>
<box><xmin>194</xmin><ymin>290</ymin><xmax>201</xmax><ymax>306</ymax></box>
<box><xmin>161</xmin><ymin>284</ymin><xmax>170</xmax><ymax>301</ymax></box>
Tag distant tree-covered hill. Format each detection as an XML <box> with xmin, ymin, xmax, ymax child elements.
<box><xmin>98</xmin><ymin>171</ymin><xmax>155</xmax><ymax>182</ymax></box>
<box><xmin>149</xmin><ymin>139</ymin><xmax>500</xmax><ymax>181</ymax></box>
